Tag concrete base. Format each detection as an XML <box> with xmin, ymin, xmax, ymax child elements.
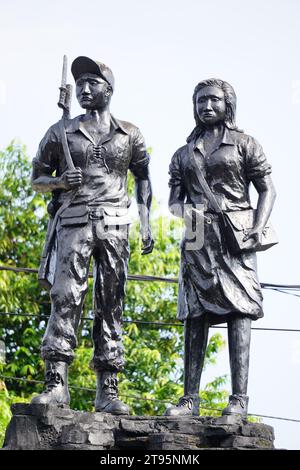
<box><xmin>3</xmin><ymin>403</ymin><xmax>275</xmax><ymax>450</ymax></box>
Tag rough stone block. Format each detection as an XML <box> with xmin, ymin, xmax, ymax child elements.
<box><xmin>148</xmin><ymin>432</ymin><xmax>208</xmax><ymax>450</ymax></box>
<box><xmin>240</xmin><ymin>423</ymin><xmax>274</xmax><ymax>441</ymax></box>
<box><xmin>115</xmin><ymin>436</ymin><xmax>150</xmax><ymax>449</ymax></box>
<box><xmin>120</xmin><ymin>418</ymin><xmax>156</xmax><ymax>435</ymax></box>
<box><xmin>220</xmin><ymin>435</ymin><xmax>274</xmax><ymax>449</ymax></box>
<box><xmin>2</xmin><ymin>403</ymin><xmax>276</xmax><ymax>451</ymax></box>
<box><xmin>214</xmin><ymin>414</ymin><xmax>243</xmax><ymax>426</ymax></box>
<box><xmin>3</xmin><ymin>415</ymin><xmax>40</xmax><ymax>450</ymax></box>
<box><xmin>60</xmin><ymin>425</ymin><xmax>88</xmax><ymax>445</ymax></box>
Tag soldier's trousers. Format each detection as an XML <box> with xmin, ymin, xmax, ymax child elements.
<box><xmin>41</xmin><ymin>218</ymin><xmax>130</xmax><ymax>372</ymax></box>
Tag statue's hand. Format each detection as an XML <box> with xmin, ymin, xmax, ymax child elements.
<box><xmin>141</xmin><ymin>229</ymin><xmax>154</xmax><ymax>255</ymax></box>
<box><xmin>60</xmin><ymin>167</ymin><xmax>83</xmax><ymax>189</ymax></box>
<box><xmin>243</xmin><ymin>226</ymin><xmax>263</xmax><ymax>249</ymax></box>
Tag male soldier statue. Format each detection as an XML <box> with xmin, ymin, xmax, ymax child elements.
<box><xmin>31</xmin><ymin>56</ymin><xmax>154</xmax><ymax>415</ymax></box>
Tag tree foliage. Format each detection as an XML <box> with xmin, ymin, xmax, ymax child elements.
<box><xmin>0</xmin><ymin>142</ymin><xmax>229</xmax><ymax>446</ymax></box>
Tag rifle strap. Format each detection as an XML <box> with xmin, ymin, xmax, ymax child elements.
<box><xmin>59</xmin><ymin>118</ymin><xmax>76</xmax><ymax>171</ymax></box>
<box><xmin>42</xmin><ymin>120</ymin><xmax>76</xmax><ymax>257</ymax></box>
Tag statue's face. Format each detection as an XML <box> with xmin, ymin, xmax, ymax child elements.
<box><xmin>195</xmin><ymin>86</ymin><xmax>226</xmax><ymax>126</ymax></box>
<box><xmin>76</xmin><ymin>73</ymin><xmax>111</xmax><ymax>110</ymax></box>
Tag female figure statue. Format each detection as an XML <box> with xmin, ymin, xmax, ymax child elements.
<box><xmin>166</xmin><ymin>79</ymin><xmax>276</xmax><ymax>417</ymax></box>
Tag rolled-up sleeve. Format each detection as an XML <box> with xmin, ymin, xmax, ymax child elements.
<box><xmin>168</xmin><ymin>150</ymin><xmax>183</xmax><ymax>187</ymax></box>
<box><xmin>245</xmin><ymin>136</ymin><xmax>272</xmax><ymax>181</ymax></box>
<box><xmin>32</xmin><ymin>126</ymin><xmax>59</xmax><ymax>180</ymax></box>
<box><xmin>129</xmin><ymin>127</ymin><xmax>150</xmax><ymax>179</ymax></box>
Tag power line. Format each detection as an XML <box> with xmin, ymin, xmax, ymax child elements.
<box><xmin>260</xmin><ymin>283</ymin><xmax>300</xmax><ymax>289</ymax></box>
<box><xmin>1</xmin><ymin>265</ymin><xmax>300</xmax><ymax>293</ymax></box>
<box><xmin>1</xmin><ymin>311</ymin><xmax>300</xmax><ymax>333</ymax></box>
<box><xmin>0</xmin><ymin>311</ymin><xmax>182</xmax><ymax>327</ymax></box>
<box><xmin>0</xmin><ymin>312</ymin><xmax>50</xmax><ymax>320</ymax></box>
<box><xmin>1</xmin><ymin>268</ymin><xmax>300</xmax><ymax>426</ymax></box>
<box><xmin>263</xmin><ymin>287</ymin><xmax>300</xmax><ymax>299</ymax></box>
<box><xmin>0</xmin><ymin>374</ymin><xmax>182</xmax><ymax>404</ymax></box>
<box><xmin>0</xmin><ymin>265</ymin><xmax>178</xmax><ymax>284</ymax></box>
<box><xmin>1</xmin><ymin>375</ymin><xmax>299</xmax><ymax>424</ymax></box>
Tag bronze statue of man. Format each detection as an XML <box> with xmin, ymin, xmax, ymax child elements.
<box><xmin>165</xmin><ymin>79</ymin><xmax>276</xmax><ymax>417</ymax></box>
<box><xmin>31</xmin><ymin>56</ymin><xmax>153</xmax><ymax>415</ymax></box>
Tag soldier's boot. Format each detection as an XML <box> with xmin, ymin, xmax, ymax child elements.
<box><xmin>164</xmin><ymin>317</ymin><xmax>209</xmax><ymax>417</ymax></box>
<box><xmin>222</xmin><ymin>316</ymin><xmax>251</xmax><ymax>418</ymax></box>
<box><xmin>164</xmin><ymin>394</ymin><xmax>200</xmax><ymax>416</ymax></box>
<box><xmin>222</xmin><ymin>394</ymin><xmax>249</xmax><ymax>417</ymax></box>
<box><xmin>95</xmin><ymin>371</ymin><xmax>130</xmax><ymax>415</ymax></box>
<box><xmin>31</xmin><ymin>360</ymin><xmax>70</xmax><ymax>406</ymax></box>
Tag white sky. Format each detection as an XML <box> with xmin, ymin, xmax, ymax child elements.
<box><xmin>1</xmin><ymin>0</ymin><xmax>300</xmax><ymax>449</ymax></box>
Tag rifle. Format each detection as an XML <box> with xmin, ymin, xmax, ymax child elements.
<box><xmin>57</xmin><ymin>54</ymin><xmax>72</xmax><ymax>119</ymax></box>
<box><xmin>38</xmin><ymin>56</ymin><xmax>75</xmax><ymax>289</ymax></box>
<box><xmin>57</xmin><ymin>55</ymin><xmax>76</xmax><ymax>171</ymax></box>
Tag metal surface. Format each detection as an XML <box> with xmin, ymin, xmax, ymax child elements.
<box><xmin>30</xmin><ymin>56</ymin><xmax>154</xmax><ymax>411</ymax></box>
<box><xmin>167</xmin><ymin>78</ymin><xmax>277</xmax><ymax>417</ymax></box>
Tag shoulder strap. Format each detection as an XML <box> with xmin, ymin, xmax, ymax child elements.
<box><xmin>42</xmin><ymin>119</ymin><xmax>76</xmax><ymax>256</ymax></box>
<box><xmin>189</xmin><ymin>147</ymin><xmax>223</xmax><ymax>215</ymax></box>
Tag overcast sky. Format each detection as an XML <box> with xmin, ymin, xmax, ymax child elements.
<box><xmin>1</xmin><ymin>0</ymin><xmax>300</xmax><ymax>449</ymax></box>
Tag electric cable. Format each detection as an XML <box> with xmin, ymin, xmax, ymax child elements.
<box><xmin>1</xmin><ymin>375</ymin><xmax>299</xmax><ymax>424</ymax></box>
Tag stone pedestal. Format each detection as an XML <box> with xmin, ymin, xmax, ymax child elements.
<box><xmin>3</xmin><ymin>403</ymin><xmax>275</xmax><ymax>450</ymax></box>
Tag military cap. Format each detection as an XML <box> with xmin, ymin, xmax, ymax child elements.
<box><xmin>71</xmin><ymin>56</ymin><xmax>115</xmax><ymax>90</ymax></box>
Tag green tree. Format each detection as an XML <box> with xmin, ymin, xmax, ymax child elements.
<box><xmin>0</xmin><ymin>142</ymin><xmax>229</xmax><ymax>446</ymax></box>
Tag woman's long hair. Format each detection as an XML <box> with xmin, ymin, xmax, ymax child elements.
<box><xmin>187</xmin><ymin>78</ymin><xmax>242</xmax><ymax>143</ymax></box>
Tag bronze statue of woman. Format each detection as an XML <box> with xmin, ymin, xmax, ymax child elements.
<box><xmin>165</xmin><ymin>79</ymin><xmax>276</xmax><ymax>418</ymax></box>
